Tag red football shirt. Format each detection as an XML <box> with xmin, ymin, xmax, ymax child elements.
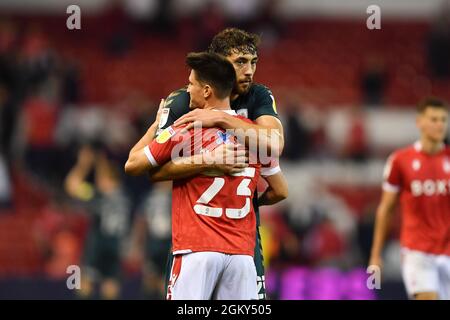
<box><xmin>144</xmin><ymin>111</ymin><xmax>279</xmax><ymax>256</ymax></box>
<box><xmin>383</xmin><ymin>141</ymin><xmax>450</xmax><ymax>255</ymax></box>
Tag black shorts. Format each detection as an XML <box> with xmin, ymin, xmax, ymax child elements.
<box><xmin>83</xmin><ymin>233</ymin><xmax>121</xmax><ymax>280</ymax></box>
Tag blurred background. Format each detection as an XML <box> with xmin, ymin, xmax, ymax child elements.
<box><xmin>1</xmin><ymin>0</ymin><xmax>450</xmax><ymax>299</ymax></box>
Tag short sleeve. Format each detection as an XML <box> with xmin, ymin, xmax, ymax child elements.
<box><xmin>382</xmin><ymin>153</ymin><xmax>401</xmax><ymax>193</ymax></box>
<box><xmin>146</xmin><ymin>126</ymin><xmax>187</xmax><ymax>167</ymax></box>
<box><xmin>252</xmin><ymin>85</ymin><xmax>279</xmax><ymax>120</ymax></box>
<box><xmin>158</xmin><ymin>89</ymin><xmax>191</xmax><ymax>132</ymax></box>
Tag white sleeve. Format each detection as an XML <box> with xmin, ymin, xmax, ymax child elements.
<box><xmin>261</xmin><ymin>165</ymin><xmax>281</xmax><ymax>177</ymax></box>
<box><xmin>143</xmin><ymin>146</ymin><xmax>159</xmax><ymax>167</ymax></box>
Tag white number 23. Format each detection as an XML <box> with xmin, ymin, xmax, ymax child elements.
<box><xmin>193</xmin><ymin>167</ymin><xmax>255</xmax><ymax>219</ymax></box>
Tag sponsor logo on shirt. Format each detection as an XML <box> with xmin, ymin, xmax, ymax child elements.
<box><xmin>410</xmin><ymin>179</ymin><xmax>450</xmax><ymax>196</ymax></box>
<box><xmin>156</xmin><ymin>126</ymin><xmax>175</xmax><ymax>144</ymax></box>
<box><xmin>158</xmin><ymin>108</ymin><xmax>170</xmax><ymax>129</ymax></box>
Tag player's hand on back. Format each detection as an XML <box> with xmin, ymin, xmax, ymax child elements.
<box><xmin>174</xmin><ymin>109</ymin><xmax>226</xmax><ymax>131</ymax></box>
<box><xmin>202</xmin><ymin>143</ymin><xmax>248</xmax><ymax>176</ymax></box>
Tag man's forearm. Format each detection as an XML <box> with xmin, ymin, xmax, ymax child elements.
<box><xmin>65</xmin><ymin>164</ymin><xmax>91</xmax><ymax>198</ymax></box>
<box><xmin>219</xmin><ymin>115</ymin><xmax>283</xmax><ymax>157</ymax></box>
<box><xmin>258</xmin><ymin>187</ymin><xmax>285</xmax><ymax>206</ymax></box>
<box><xmin>125</xmin><ymin>123</ymin><xmax>159</xmax><ymax>176</ymax></box>
<box><xmin>130</xmin><ymin>123</ymin><xmax>158</xmax><ymax>154</ymax></box>
<box><xmin>258</xmin><ymin>189</ymin><xmax>275</xmax><ymax>206</ymax></box>
<box><xmin>149</xmin><ymin>154</ymin><xmax>212</xmax><ymax>182</ymax></box>
<box><xmin>370</xmin><ymin>206</ymin><xmax>394</xmax><ymax>259</ymax></box>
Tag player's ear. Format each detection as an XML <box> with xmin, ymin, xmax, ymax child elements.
<box><xmin>203</xmin><ymin>85</ymin><xmax>212</xmax><ymax>99</ymax></box>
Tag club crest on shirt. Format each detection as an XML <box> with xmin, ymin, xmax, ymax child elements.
<box><xmin>443</xmin><ymin>157</ymin><xmax>450</xmax><ymax>173</ymax></box>
<box><xmin>216</xmin><ymin>131</ymin><xmax>232</xmax><ymax>144</ymax></box>
<box><xmin>412</xmin><ymin>159</ymin><xmax>421</xmax><ymax>171</ymax></box>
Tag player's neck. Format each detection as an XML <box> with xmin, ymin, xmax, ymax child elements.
<box><xmin>419</xmin><ymin>138</ymin><xmax>444</xmax><ymax>154</ymax></box>
<box><xmin>204</xmin><ymin>98</ymin><xmax>231</xmax><ymax>111</ymax></box>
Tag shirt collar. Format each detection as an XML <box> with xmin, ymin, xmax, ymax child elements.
<box><xmin>213</xmin><ymin>109</ymin><xmax>236</xmax><ymax>115</ymax></box>
<box><xmin>414</xmin><ymin>140</ymin><xmax>444</xmax><ymax>152</ymax></box>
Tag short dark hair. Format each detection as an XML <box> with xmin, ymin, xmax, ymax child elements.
<box><xmin>417</xmin><ymin>97</ymin><xmax>449</xmax><ymax>113</ymax></box>
<box><xmin>186</xmin><ymin>52</ymin><xmax>236</xmax><ymax>99</ymax></box>
<box><xmin>208</xmin><ymin>28</ymin><xmax>260</xmax><ymax>57</ymax></box>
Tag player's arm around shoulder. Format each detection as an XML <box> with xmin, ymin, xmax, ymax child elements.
<box><xmin>232</xmin><ymin>85</ymin><xmax>285</xmax><ymax>157</ymax></box>
<box><xmin>144</xmin><ymin>89</ymin><xmax>226</xmax><ymax>181</ymax></box>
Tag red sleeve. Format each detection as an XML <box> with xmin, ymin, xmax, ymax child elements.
<box><xmin>382</xmin><ymin>152</ymin><xmax>401</xmax><ymax>192</ymax></box>
<box><xmin>144</xmin><ymin>126</ymin><xmax>189</xmax><ymax>166</ymax></box>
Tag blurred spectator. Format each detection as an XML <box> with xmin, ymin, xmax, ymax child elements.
<box><xmin>33</xmin><ymin>200</ymin><xmax>86</xmax><ymax>279</ymax></box>
<box><xmin>194</xmin><ymin>1</ymin><xmax>226</xmax><ymax>51</ymax></box>
<box><xmin>20</xmin><ymin>94</ymin><xmax>60</xmax><ymax>185</ymax></box>
<box><xmin>0</xmin><ymin>153</ymin><xmax>12</xmax><ymax>208</ymax></box>
<box><xmin>64</xmin><ymin>146</ymin><xmax>132</xmax><ymax>299</ymax></box>
<box><xmin>280</xmin><ymin>102</ymin><xmax>311</xmax><ymax>160</ymax></box>
<box><xmin>130</xmin><ymin>181</ymin><xmax>172</xmax><ymax>299</ymax></box>
<box><xmin>303</xmin><ymin>218</ymin><xmax>346</xmax><ymax>266</ymax></box>
<box><xmin>20</xmin><ymin>25</ymin><xmax>56</xmax><ymax>90</ymax></box>
<box><xmin>427</xmin><ymin>1</ymin><xmax>450</xmax><ymax>79</ymax></box>
<box><xmin>106</xmin><ymin>31</ymin><xmax>133</xmax><ymax>58</ymax></box>
<box><xmin>61</xmin><ymin>60</ymin><xmax>82</xmax><ymax>105</ymax></box>
<box><xmin>124</xmin><ymin>0</ymin><xmax>160</xmax><ymax>23</ymax></box>
<box><xmin>264</xmin><ymin>207</ymin><xmax>304</xmax><ymax>268</ymax></box>
<box><xmin>56</xmin><ymin>105</ymin><xmax>136</xmax><ymax>159</ymax></box>
<box><xmin>253</xmin><ymin>0</ymin><xmax>285</xmax><ymax>48</ymax></box>
<box><xmin>0</xmin><ymin>21</ymin><xmax>22</xmax><ymax>165</ymax></box>
<box><xmin>360</xmin><ymin>55</ymin><xmax>387</xmax><ymax>106</ymax></box>
<box><xmin>221</xmin><ymin>0</ymin><xmax>263</xmax><ymax>29</ymax></box>
<box><xmin>342</xmin><ymin>106</ymin><xmax>369</xmax><ymax>162</ymax></box>
<box><xmin>151</xmin><ymin>0</ymin><xmax>175</xmax><ymax>34</ymax></box>
<box><xmin>125</xmin><ymin>93</ymin><xmax>158</xmax><ymax>137</ymax></box>
<box><xmin>125</xmin><ymin>0</ymin><xmax>174</xmax><ymax>35</ymax></box>
<box><xmin>103</xmin><ymin>3</ymin><xmax>133</xmax><ymax>58</ymax></box>
<box><xmin>278</xmin><ymin>179</ymin><xmax>357</xmax><ymax>267</ymax></box>
<box><xmin>300</xmin><ymin>105</ymin><xmax>328</xmax><ymax>159</ymax></box>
